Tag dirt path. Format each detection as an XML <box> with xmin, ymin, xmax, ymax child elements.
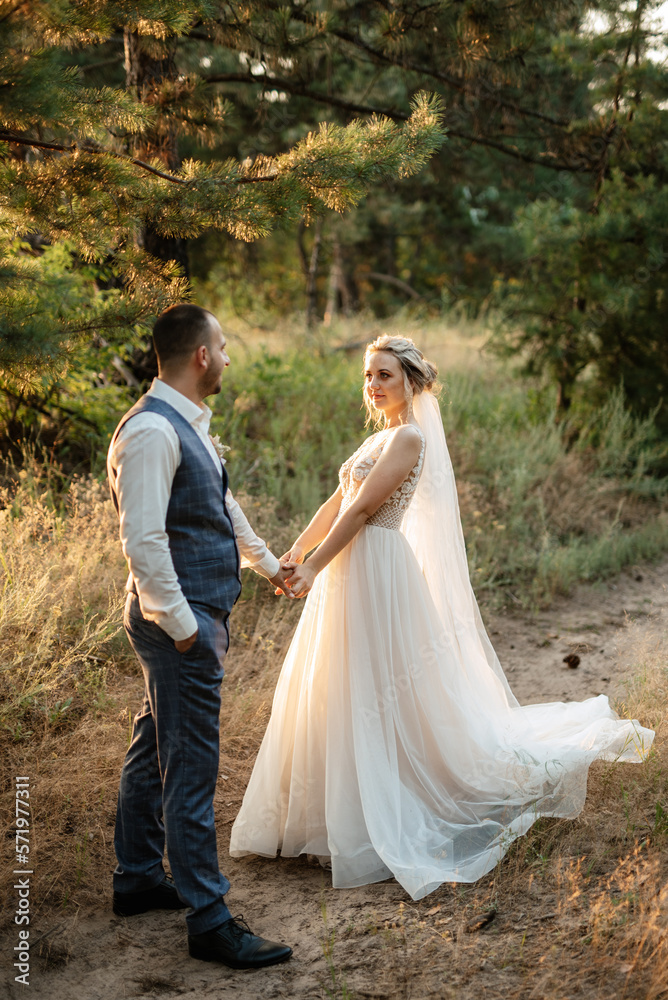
<box><xmin>486</xmin><ymin>556</ymin><xmax>668</xmax><ymax>707</ymax></box>
<box><xmin>2</xmin><ymin>558</ymin><xmax>666</xmax><ymax>1000</ymax></box>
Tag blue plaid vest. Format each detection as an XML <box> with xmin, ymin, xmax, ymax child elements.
<box><xmin>109</xmin><ymin>395</ymin><xmax>242</xmax><ymax>614</ymax></box>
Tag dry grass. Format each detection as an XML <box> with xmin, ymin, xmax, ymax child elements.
<box><xmin>0</xmin><ymin>464</ymin><xmax>130</xmax><ymax>918</ymax></box>
<box><xmin>0</xmin><ymin>461</ymin><xmax>127</xmax><ymax>737</ymax></box>
<box><xmin>216</xmin><ymin>308</ymin><xmax>490</xmax><ymax>375</ymax></box>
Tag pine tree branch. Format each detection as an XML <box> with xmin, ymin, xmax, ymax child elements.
<box><xmin>331</xmin><ymin>27</ymin><xmax>570</xmax><ymax>127</ymax></box>
<box><xmin>6</xmin><ymin>122</ymin><xmax>440</xmax><ymax>206</ymax></box>
<box><xmin>0</xmin><ymin>130</ymin><xmax>189</xmax><ymax>184</ymax></box>
<box><xmin>203</xmin><ymin>72</ymin><xmax>399</xmax><ymax>117</ymax></box>
<box><xmin>0</xmin><ymin>385</ymin><xmax>101</xmax><ymax>431</ymax></box>
<box><xmin>202</xmin><ymin>74</ymin><xmax>579</xmax><ymax>172</ymax></box>
<box><xmin>0</xmin><ymin>130</ymin><xmax>314</xmax><ymax>186</ymax></box>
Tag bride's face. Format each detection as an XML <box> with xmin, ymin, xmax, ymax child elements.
<box><xmin>364</xmin><ymin>351</ymin><xmax>408</xmax><ymax>417</ymax></box>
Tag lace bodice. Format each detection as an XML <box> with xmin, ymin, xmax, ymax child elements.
<box><xmin>338</xmin><ymin>426</ymin><xmax>426</xmax><ymax>530</ymax></box>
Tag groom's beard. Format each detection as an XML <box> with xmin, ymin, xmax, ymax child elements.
<box><xmin>197</xmin><ymin>366</ymin><xmax>223</xmax><ymax>399</ymax></box>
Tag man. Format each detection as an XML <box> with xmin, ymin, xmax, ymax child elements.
<box><xmin>107</xmin><ymin>303</ymin><xmax>293</xmax><ymax>969</ymax></box>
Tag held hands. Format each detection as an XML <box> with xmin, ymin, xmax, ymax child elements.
<box><xmin>274</xmin><ymin>544</ymin><xmax>307</xmax><ymax>597</ymax></box>
<box><xmin>279</xmin><ymin>560</ymin><xmax>317</xmax><ymax>599</ymax></box>
<box><xmin>270</xmin><ymin>564</ymin><xmax>296</xmax><ymax>599</ymax></box>
<box><xmin>272</xmin><ymin>544</ymin><xmax>316</xmax><ymax>599</ymax></box>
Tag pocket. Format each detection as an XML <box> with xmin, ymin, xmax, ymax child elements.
<box><xmin>178</xmin><ymin>610</ymin><xmax>227</xmax><ymax>664</ymax></box>
<box><xmin>178</xmin><ymin>629</ymin><xmax>201</xmax><ymax>655</ymax></box>
<box><xmin>178</xmin><ymin>605</ymin><xmax>207</xmax><ymax>656</ymax></box>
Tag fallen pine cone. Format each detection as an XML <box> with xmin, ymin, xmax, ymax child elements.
<box><xmin>465</xmin><ymin>910</ymin><xmax>497</xmax><ymax>934</ymax></box>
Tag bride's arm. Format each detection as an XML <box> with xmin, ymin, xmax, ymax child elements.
<box><xmin>286</xmin><ymin>427</ymin><xmax>422</xmax><ymax>597</ymax></box>
<box><xmin>282</xmin><ymin>486</ymin><xmax>343</xmax><ymax>563</ymax></box>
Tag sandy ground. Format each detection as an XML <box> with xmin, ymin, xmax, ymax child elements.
<box><xmin>2</xmin><ymin>557</ymin><xmax>666</xmax><ymax>1000</ymax></box>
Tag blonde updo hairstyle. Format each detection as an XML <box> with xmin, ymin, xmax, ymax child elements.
<box><xmin>364</xmin><ymin>335</ymin><xmax>440</xmax><ymax>428</ymax></box>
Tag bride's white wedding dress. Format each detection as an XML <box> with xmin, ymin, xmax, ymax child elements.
<box><xmin>230</xmin><ymin>392</ymin><xmax>654</xmax><ymax>900</ymax></box>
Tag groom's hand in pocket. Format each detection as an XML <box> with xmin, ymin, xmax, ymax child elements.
<box><xmin>175</xmin><ymin>630</ymin><xmax>198</xmax><ymax>653</ymax></box>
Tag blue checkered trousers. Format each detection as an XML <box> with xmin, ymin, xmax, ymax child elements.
<box><xmin>109</xmin><ymin>396</ymin><xmax>242</xmax><ymax>934</ymax></box>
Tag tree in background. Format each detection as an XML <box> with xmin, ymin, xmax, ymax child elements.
<box><xmin>495</xmin><ymin>2</ymin><xmax>668</xmax><ymax>425</ymax></box>
<box><xmin>0</xmin><ymin>0</ymin><xmax>443</xmax><ymax>456</ymax></box>
<box><xmin>184</xmin><ymin>0</ymin><xmax>667</xmax><ymax>425</ymax></box>
<box><xmin>2</xmin><ymin>0</ymin><xmax>667</xmax><ymax>446</ymax></box>
<box><xmin>188</xmin><ymin>0</ymin><xmax>589</xmax><ymax>317</ymax></box>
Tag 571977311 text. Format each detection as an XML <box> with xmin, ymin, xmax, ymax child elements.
<box><xmin>13</xmin><ymin>776</ymin><xmax>31</xmax><ymax>986</ymax></box>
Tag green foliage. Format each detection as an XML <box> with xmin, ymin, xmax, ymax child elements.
<box><xmin>496</xmin><ymin>168</ymin><xmax>668</xmax><ymax>423</ymax></box>
<box><xmin>0</xmin><ymin>240</ymin><xmax>141</xmax><ymax>463</ymax></box>
<box><xmin>2</xmin><ymin>0</ymin><xmax>668</xmax><ymax>450</ymax></box>
<box><xmin>0</xmin><ymin>0</ymin><xmax>444</xmax><ymax>374</ymax></box>
<box><xmin>0</xmin><ymin>240</ymin><xmax>148</xmax><ymax>373</ymax></box>
<box><xmin>492</xmin><ymin>3</ymin><xmax>668</xmax><ymax>423</ymax></box>
<box><xmin>442</xmin><ymin>375</ymin><xmax>668</xmax><ymax>605</ymax></box>
<box><xmin>211</xmin><ymin>348</ymin><xmax>364</xmax><ymax>516</ymax></box>
<box><xmin>208</xmin><ymin>341</ymin><xmax>668</xmax><ymax>608</ymax></box>
<box><xmin>188</xmin><ymin>0</ymin><xmax>668</xmax><ymax>422</ymax></box>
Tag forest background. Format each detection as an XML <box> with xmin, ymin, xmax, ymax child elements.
<box><xmin>1</xmin><ymin>2</ymin><xmax>668</xmax><ymax>998</ymax></box>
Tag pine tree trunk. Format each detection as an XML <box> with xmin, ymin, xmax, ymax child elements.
<box><xmin>555</xmin><ymin>340</ymin><xmax>579</xmax><ymax>421</ymax></box>
<box><xmin>556</xmin><ymin>378</ymin><xmax>573</xmax><ymax>415</ymax></box>
<box><xmin>299</xmin><ymin>219</ymin><xmax>322</xmax><ymax>329</ymax></box>
<box><xmin>324</xmin><ymin>238</ymin><xmax>343</xmax><ymax>326</ymax></box>
<box><xmin>123</xmin><ymin>30</ymin><xmax>189</xmax><ymax>276</ymax></box>
<box><xmin>339</xmin><ymin>254</ymin><xmax>358</xmax><ymax>315</ymax></box>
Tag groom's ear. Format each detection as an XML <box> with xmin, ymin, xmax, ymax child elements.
<box><xmin>194</xmin><ymin>343</ymin><xmax>209</xmax><ymax>369</ymax></box>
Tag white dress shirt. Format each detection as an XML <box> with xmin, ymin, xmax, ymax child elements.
<box><xmin>107</xmin><ymin>378</ymin><xmax>280</xmax><ymax>640</ymax></box>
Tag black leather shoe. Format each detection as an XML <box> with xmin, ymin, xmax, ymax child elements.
<box><xmin>188</xmin><ymin>916</ymin><xmax>293</xmax><ymax>969</ymax></box>
<box><xmin>113</xmin><ymin>874</ymin><xmax>188</xmax><ymax>917</ymax></box>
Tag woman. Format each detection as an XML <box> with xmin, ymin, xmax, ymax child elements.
<box><xmin>230</xmin><ymin>336</ymin><xmax>654</xmax><ymax>899</ymax></box>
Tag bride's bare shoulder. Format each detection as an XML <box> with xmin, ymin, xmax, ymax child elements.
<box><xmin>386</xmin><ymin>424</ymin><xmax>423</xmax><ymax>457</ymax></box>
<box><xmin>393</xmin><ymin>423</ymin><xmax>423</xmax><ymax>445</ymax></box>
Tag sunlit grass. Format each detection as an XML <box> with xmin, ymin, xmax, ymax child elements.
<box><xmin>0</xmin><ymin>461</ymin><xmax>126</xmax><ymax>731</ymax></box>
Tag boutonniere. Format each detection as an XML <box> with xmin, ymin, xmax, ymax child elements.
<box><xmin>210</xmin><ymin>433</ymin><xmax>231</xmax><ymax>462</ymax></box>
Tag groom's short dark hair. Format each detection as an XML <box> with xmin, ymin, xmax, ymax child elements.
<box><xmin>152</xmin><ymin>304</ymin><xmax>215</xmax><ymax>367</ymax></box>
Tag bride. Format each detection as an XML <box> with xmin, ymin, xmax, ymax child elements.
<box><xmin>229</xmin><ymin>335</ymin><xmax>654</xmax><ymax>899</ymax></box>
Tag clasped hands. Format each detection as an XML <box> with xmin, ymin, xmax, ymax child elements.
<box><xmin>271</xmin><ymin>545</ymin><xmax>315</xmax><ymax>600</ymax></box>
<box><xmin>175</xmin><ymin>549</ymin><xmax>311</xmax><ymax>653</ymax></box>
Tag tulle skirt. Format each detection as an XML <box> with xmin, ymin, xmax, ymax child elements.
<box><xmin>229</xmin><ymin>524</ymin><xmax>654</xmax><ymax>899</ymax></box>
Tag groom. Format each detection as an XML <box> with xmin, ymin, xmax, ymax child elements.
<box><xmin>107</xmin><ymin>303</ymin><xmax>293</xmax><ymax>969</ymax></box>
